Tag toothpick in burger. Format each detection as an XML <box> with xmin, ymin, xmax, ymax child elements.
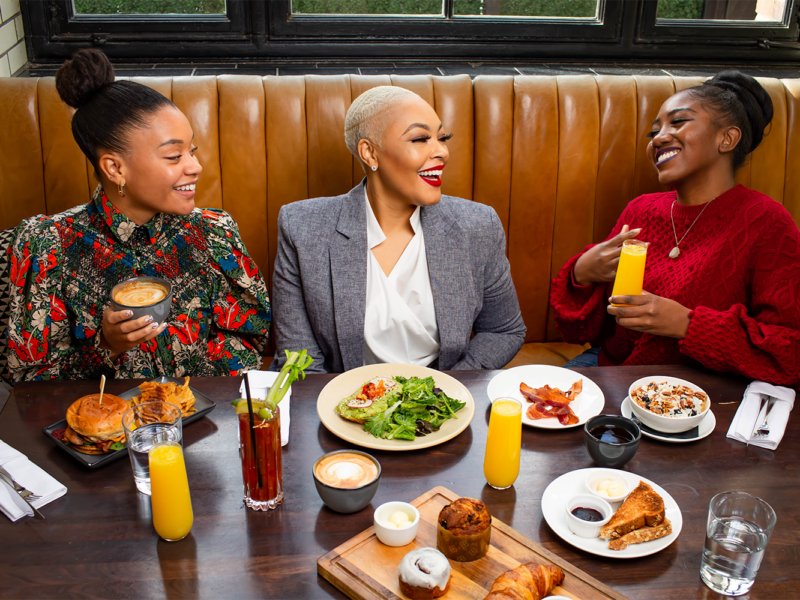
<box><xmin>64</xmin><ymin>393</ymin><xmax>129</xmax><ymax>454</ymax></box>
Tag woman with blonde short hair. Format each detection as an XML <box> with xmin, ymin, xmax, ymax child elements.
<box><xmin>271</xmin><ymin>86</ymin><xmax>525</xmax><ymax>373</ymax></box>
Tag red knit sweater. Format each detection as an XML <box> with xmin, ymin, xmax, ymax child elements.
<box><xmin>550</xmin><ymin>185</ymin><xmax>800</xmax><ymax>387</ymax></box>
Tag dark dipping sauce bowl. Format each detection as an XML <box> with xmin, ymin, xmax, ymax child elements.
<box><xmin>584</xmin><ymin>414</ymin><xmax>641</xmax><ymax>469</ymax></box>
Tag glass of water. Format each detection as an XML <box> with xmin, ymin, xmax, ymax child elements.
<box><xmin>700</xmin><ymin>491</ymin><xmax>776</xmax><ymax>596</ymax></box>
<box><xmin>122</xmin><ymin>402</ymin><xmax>182</xmax><ymax>495</ymax></box>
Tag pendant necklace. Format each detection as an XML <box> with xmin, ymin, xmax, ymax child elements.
<box><xmin>669</xmin><ymin>197</ymin><xmax>715</xmax><ymax>259</ymax></box>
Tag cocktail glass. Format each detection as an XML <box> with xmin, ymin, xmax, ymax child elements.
<box><xmin>149</xmin><ymin>440</ymin><xmax>193</xmax><ymax>542</ymax></box>
<box><xmin>238</xmin><ymin>405</ymin><xmax>283</xmax><ymax>510</ymax></box>
<box><xmin>483</xmin><ymin>397</ymin><xmax>522</xmax><ymax>490</ymax></box>
<box><xmin>610</xmin><ymin>239</ymin><xmax>648</xmax><ymax>306</ymax></box>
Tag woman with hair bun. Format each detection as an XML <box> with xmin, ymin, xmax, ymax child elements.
<box><xmin>551</xmin><ymin>71</ymin><xmax>800</xmax><ymax>386</ymax></box>
<box><xmin>270</xmin><ymin>86</ymin><xmax>525</xmax><ymax>373</ymax></box>
<box><xmin>7</xmin><ymin>49</ymin><xmax>271</xmax><ymax>381</ymax></box>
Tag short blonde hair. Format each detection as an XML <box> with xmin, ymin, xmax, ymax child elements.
<box><xmin>344</xmin><ymin>86</ymin><xmax>420</xmax><ymax>159</ymax></box>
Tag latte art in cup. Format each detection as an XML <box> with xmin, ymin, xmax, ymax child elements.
<box><xmin>114</xmin><ymin>281</ymin><xmax>170</xmax><ymax>307</ymax></box>
<box><xmin>314</xmin><ymin>452</ymin><xmax>379</xmax><ymax>489</ymax></box>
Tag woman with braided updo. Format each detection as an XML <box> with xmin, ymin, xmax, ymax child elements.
<box><xmin>551</xmin><ymin>71</ymin><xmax>800</xmax><ymax>386</ymax></box>
<box><xmin>6</xmin><ymin>49</ymin><xmax>271</xmax><ymax>381</ymax></box>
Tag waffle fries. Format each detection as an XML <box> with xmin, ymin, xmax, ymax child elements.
<box><xmin>130</xmin><ymin>377</ymin><xmax>197</xmax><ymax>419</ymax></box>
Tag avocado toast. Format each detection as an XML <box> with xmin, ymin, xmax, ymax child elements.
<box><xmin>335</xmin><ymin>377</ymin><xmax>402</xmax><ymax>424</ymax></box>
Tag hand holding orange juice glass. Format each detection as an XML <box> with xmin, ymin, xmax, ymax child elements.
<box><xmin>611</xmin><ymin>239</ymin><xmax>649</xmax><ymax>306</ymax></box>
<box><xmin>484</xmin><ymin>397</ymin><xmax>522</xmax><ymax>490</ymax></box>
<box><xmin>149</xmin><ymin>441</ymin><xmax>193</xmax><ymax>542</ymax></box>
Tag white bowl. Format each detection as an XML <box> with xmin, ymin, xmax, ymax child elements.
<box><xmin>564</xmin><ymin>494</ymin><xmax>612</xmax><ymax>539</ymax></box>
<box><xmin>373</xmin><ymin>501</ymin><xmax>420</xmax><ymax>547</ymax></box>
<box><xmin>584</xmin><ymin>469</ymin><xmax>630</xmax><ymax>504</ymax></box>
<box><xmin>628</xmin><ymin>376</ymin><xmax>710</xmax><ymax>434</ymax></box>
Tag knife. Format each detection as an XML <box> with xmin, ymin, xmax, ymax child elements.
<box><xmin>746</xmin><ymin>395</ymin><xmax>767</xmax><ymax>447</ymax></box>
<box><xmin>0</xmin><ymin>473</ymin><xmax>34</xmax><ymax>519</ymax></box>
<box><xmin>0</xmin><ymin>466</ymin><xmax>43</xmax><ymax>519</ymax></box>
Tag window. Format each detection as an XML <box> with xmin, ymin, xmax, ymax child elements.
<box><xmin>20</xmin><ymin>0</ymin><xmax>800</xmax><ymax>63</ymax></box>
<box><xmin>640</xmin><ymin>0</ymin><xmax>799</xmax><ymax>50</ymax></box>
<box><xmin>657</xmin><ymin>0</ymin><xmax>788</xmax><ymax>21</ymax></box>
<box><xmin>73</xmin><ymin>0</ymin><xmax>226</xmax><ymax>15</ymax></box>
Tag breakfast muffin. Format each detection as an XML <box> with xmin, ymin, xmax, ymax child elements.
<box><xmin>436</xmin><ymin>497</ymin><xmax>492</xmax><ymax>562</ymax></box>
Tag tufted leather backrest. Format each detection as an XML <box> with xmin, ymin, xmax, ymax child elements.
<box><xmin>1</xmin><ymin>74</ymin><xmax>799</xmax><ymax>343</ymax></box>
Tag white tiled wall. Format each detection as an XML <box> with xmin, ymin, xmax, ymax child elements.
<box><xmin>0</xmin><ymin>0</ymin><xmax>26</xmax><ymax>77</ymax></box>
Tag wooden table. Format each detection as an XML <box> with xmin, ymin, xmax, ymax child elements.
<box><xmin>0</xmin><ymin>366</ymin><xmax>795</xmax><ymax>600</ymax></box>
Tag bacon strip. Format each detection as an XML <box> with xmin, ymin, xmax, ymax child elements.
<box><xmin>521</xmin><ymin>380</ymin><xmax>582</xmax><ymax>426</ymax></box>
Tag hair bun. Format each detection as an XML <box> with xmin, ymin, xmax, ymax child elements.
<box><xmin>56</xmin><ymin>49</ymin><xmax>115</xmax><ymax>109</ymax></box>
<box><xmin>704</xmin><ymin>70</ymin><xmax>773</xmax><ymax>153</ymax></box>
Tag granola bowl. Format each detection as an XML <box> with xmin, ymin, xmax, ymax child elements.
<box><xmin>628</xmin><ymin>376</ymin><xmax>710</xmax><ymax>434</ymax></box>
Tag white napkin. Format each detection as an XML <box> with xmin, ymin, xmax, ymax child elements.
<box><xmin>727</xmin><ymin>381</ymin><xmax>796</xmax><ymax>450</ymax></box>
<box><xmin>239</xmin><ymin>371</ymin><xmax>291</xmax><ymax>447</ymax></box>
<box><xmin>0</xmin><ymin>440</ymin><xmax>67</xmax><ymax>522</ymax></box>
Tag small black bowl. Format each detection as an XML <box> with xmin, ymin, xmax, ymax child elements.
<box><xmin>110</xmin><ymin>276</ymin><xmax>173</xmax><ymax>323</ymax></box>
<box><xmin>584</xmin><ymin>414</ymin><xmax>641</xmax><ymax>469</ymax></box>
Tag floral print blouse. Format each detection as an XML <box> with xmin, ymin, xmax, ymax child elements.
<box><xmin>7</xmin><ymin>186</ymin><xmax>271</xmax><ymax>382</ymax></box>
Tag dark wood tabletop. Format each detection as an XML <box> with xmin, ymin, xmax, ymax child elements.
<box><xmin>0</xmin><ymin>366</ymin><xmax>795</xmax><ymax>600</ymax></box>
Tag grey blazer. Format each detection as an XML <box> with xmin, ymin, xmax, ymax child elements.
<box><xmin>270</xmin><ymin>182</ymin><xmax>526</xmax><ymax>374</ymax></box>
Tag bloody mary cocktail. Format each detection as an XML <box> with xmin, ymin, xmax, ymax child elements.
<box><xmin>238</xmin><ymin>406</ymin><xmax>283</xmax><ymax>510</ymax></box>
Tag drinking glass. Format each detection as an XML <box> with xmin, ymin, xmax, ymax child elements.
<box><xmin>610</xmin><ymin>239</ymin><xmax>648</xmax><ymax>306</ymax></box>
<box><xmin>700</xmin><ymin>491</ymin><xmax>776</xmax><ymax>596</ymax></box>
<box><xmin>483</xmin><ymin>397</ymin><xmax>522</xmax><ymax>490</ymax></box>
<box><xmin>149</xmin><ymin>440</ymin><xmax>193</xmax><ymax>542</ymax></box>
<box><xmin>238</xmin><ymin>405</ymin><xmax>283</xmax><ymax>510</ymax></box>
<box><xmin>122</xmin><ymin>401</ymin><xmax>182</xmax><ymax>495</ymax></box>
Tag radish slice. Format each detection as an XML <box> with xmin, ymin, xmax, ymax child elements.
<box><xmin>348</xmin><ymin>398</ymin><xmax>373</xmax><ymax>408</ymax></box>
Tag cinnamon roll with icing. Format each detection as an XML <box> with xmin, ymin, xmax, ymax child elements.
<box><xmin>398</xmin><ymin>547</ymin><xmax>452</xmax><ymax>599</ymax></box>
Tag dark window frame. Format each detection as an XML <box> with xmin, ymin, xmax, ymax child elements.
<box><xmin>20</xmin><ymin>0</ymin><xmax>800</xmax><ymax>64</ymax></box>
<box><xmin>639</xmin><ymin>0</ymin><xmax>800</xmax><ymax>44</ymax></box>
<box><xmin>269</xmin><ymin>0</ymin><xmax>622</xmax><ymax>42</ymax></box>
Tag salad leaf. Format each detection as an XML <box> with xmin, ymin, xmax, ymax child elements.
<box><xmin>110</xmin><ymin>441</ymin><xmax>126</xmax><ymax>451</ymax></box>
<box><xmin>386</xmin><ymin>412</ymin><xmax>417</xmax><ymax>441</ymax></box>
<box><xmin>365</xmin><ymin>399</ymin><xmax>402</xmax><ymax>438</ymax></box>
<box><xmin>361</xmin><ymin>376</ymin><xmax>466</xmax><ymax>441</ymax></box>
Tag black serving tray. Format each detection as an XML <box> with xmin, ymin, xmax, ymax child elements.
<box><xmin>42</xmin><ymin>376</ymin><xmax>216</xmax><ymax>469</ymax></box>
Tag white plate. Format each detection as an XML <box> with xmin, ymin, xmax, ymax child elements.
<box><xmin>486</xmin><ymin>365</ymin><xmax>604</xmax><ymax>429</ymax></box>
<box><xmin>622</xmin><ymin>397</ymin><xmax>716</xmax><ymax>443</ymax></box>
<box><xmin>542</xmin><ymin>468</ymin><xmax>683</xmax><ymax>559</ymax></box>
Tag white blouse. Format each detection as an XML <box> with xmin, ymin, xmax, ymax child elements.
<box><xmin>362</xmin><ymin>189</ymin><xmax>440</xmax><ymax>366</ymax></box>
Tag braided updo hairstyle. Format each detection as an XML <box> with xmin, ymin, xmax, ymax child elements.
<box><xmin>55</xmin><ymin>49</ymin><xmax>175</xmax><ymax>177</ymax></box>
<box><xmin>684</xmin><ymin>71</ymin><xmax>774</xmax><ymax>171</ymax></box>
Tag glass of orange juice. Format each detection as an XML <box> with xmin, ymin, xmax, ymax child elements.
<box><xmin>484</xmin><ymin>397</ymin><xmax>522</xmax><ymax>490</ymax></box>
<box><xmin>611</xmin><ymin>239</ymin><xmax>648</xmax><ymax>306</ymax></box>
<box><xmin>149</xmin><ymin>441</ymin><xmax>193</xmax><ymax>542</ymax></box>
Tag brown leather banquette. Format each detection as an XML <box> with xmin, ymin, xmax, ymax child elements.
<box><xmin>1</xmin><ymin>74</ymin><xmax>799</xmax><ymax>366</ymax></box>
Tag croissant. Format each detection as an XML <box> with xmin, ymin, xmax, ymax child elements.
<box><xmin>484</xmin><ymin>562</ymin><xmax>565</xmax><ymax>600</ymax></box>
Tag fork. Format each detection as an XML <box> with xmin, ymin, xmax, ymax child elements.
<box><xmin>753</xmin><ymin>398</ymin><xmax>776</xmax><ymax>438</ymax></box>
<box><xmin>0</xmin><ymin>466</ymin><xmax>44</xmax><ymax>517</ymax></box>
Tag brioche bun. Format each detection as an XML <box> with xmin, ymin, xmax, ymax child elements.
<box><xmin>66</xmin><ymin>393</ymin><xmax>128</xmax><ymax>441</ymax></box>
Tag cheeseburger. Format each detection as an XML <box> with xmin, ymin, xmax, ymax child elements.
<box><xmin>64</xmin><ymin>393</ymin><xmax>129</xmax><ymax>454</ymax></box>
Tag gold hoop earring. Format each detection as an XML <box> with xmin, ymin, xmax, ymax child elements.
<box><xmin>118</xmin><ymin>182</ymin><xmax>125</xmax><ymax>197</ymax></box>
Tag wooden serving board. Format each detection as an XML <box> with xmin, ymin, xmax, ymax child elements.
<box><xmin>318</xmin><ymin>486</ymin><xmax>628</xmax><ymax>600</ymax></box>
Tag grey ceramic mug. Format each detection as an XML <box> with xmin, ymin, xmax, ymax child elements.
<box><xmin>312</xmin><ymin>450</ymin><xmax>381</xmax><ymax>514</ymax></box>
<box><xmin>109</xmin><ymin>276</ymin><xmax>174</xmax><ymax>323</ymax></box>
